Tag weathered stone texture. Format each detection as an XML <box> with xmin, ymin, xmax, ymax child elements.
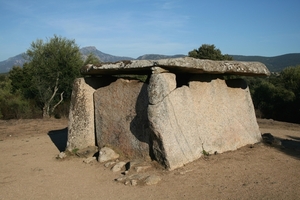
<box><xmin>67</xmin><ymin>77</ymin><xmax>116</xmax><ymax>151</ymax></box>
<box><xmin>148</xmin><ymin>73</ymin><xmax>176</xmax><ymax>105</ymax></box>
<box><xmin>94</xmin><ymin>78</ymin><xmax>151</xmax><ymax>159</ymax></box>
<box><xmin>81</xmin><ymin>57</ymin><xmax>270</xmax><ymax>77</ymax></box>
<box><xmin>99</xmin><ymin>147</ymin><xmax>120</xmax><ymax>163</ymax></box>
<box><xmin>67</xmin><ymin>78</ymin><xmax>96</xmax><ymax>151</ymax></box>
<box><xmin>67</xmin><ymin>57</ymin><xmax>269</xmax><ymax>170</ymax></box>
<box><xmin>148</xmin><ymin>73</ymin><xmax>261</xmax><ymax>170</ymax></box>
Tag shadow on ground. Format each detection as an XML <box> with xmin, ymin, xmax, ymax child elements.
<box><xmin>48</xmin><ymin>127</ymin><xmax>68</xmax><ymax>152</ymax></box>
<box><xmin>262</xmin><ymin>133</ymin><xmax>300</xmax><ymax>159</ymax></box>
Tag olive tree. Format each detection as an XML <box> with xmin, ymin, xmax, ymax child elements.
<box><xmin>24</xmin><ymin>35</ymin><xmax>82</xmax><ymax>118</ymax></box>
<box><xmin>188</xmin><ymin>44</ymin><xmax>233</xmax><ymax>60</ymax></box>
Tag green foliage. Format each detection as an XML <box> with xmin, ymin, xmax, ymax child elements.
<box><xmin>201</xmin><ymin>143</ymin><xmax>210</xmax><ymax>158</ymax></box>
<box><xmin>72</xmin><ymin>148</ymin><xmax>79</xmax><ymax>154</ymax></box>
<box><xmin>0</xmin><ymin>75</ymin><xmax>33</xmax><ymax>119</ymax></box>
<box><xmin>188</xmin><ymin>44</ymin><xmax>233</xmax><ymax>61</ymax></box>
<box><xmin>113</xmin><ymin>74</ymin><xmax>149</xmax><ymax>83</ymax></box>
<box><xmin>248</xmin><ymin>65</ymin><xmax>300</xmax><ymax>123</ymax></box>
<box><xmin>11</xmin><ymin>35</ymin><xmax>83</xmax><ymax>118</ymax></box>
<box><xmin>83</xmin><ymin>53</ymin><xmax>101</xmax><ymax>65</ymax></box>
<box><xmin>9</xmin><ymin>64</ymin><xmax>36</xmax><ymax>99</ymax></box>
<box><xmin>280</xmin><ymin>66</ymin><xmax>300</xmax><ymax>92</ymax></box>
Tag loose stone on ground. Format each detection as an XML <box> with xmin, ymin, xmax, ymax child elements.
<box><xmin>144</xmin><ymin>175</ymin><xmax>162</xmax><ymax>185</ymax></box>
<box><xmin>75</xmin><ymin>146</ymin><xmax>98</xmax><ymax>158</ymax></box>
<box><xmin>83</xmin><ymin>157</ymin><xmax>96</xmax><ymax>164</ymax></box>
<box><xmin>111</xmin><ymin>161</ymin><xmax>126</xmax><ymax>172</ymax></box>
<box><xmin>57</xmin><ymin>152</ymin><xmax>66</xmax><ymax>159</ymax></box>
<box><xmin>99</xmin><ymin>147</ymin><xmax>120</xmax><ymax>163</ymax></box>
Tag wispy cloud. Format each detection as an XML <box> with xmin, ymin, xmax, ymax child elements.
<box><xmin>1</xmin><ymin>0</ymin><xmax>299</xmax><ymax>61</ymax></box>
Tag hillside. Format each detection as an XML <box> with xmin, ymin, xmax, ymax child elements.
<box><xmin>80</xmin><ymin>46</ymin><xmax>134</xmax><ymax>62</ymax></box>
<box><xmin>136</xmin><ymin>54</ymin><xmax>185</xmax><ymax>60</ymax></box>
<box><xmin>232</xmin><ymin>53</ymin><xmax>300</xmax><ymax>72</ymax></box>
<box><xmin>0</xmin><ymin>53</ymin><xmax>26</xmax><ymax>73</ymax></box>
<box><xmin>1</xmin><ymin>47</ymin><xmax>299</xmax><ymax>73</ymax></box>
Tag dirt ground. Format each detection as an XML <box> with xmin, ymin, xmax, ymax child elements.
<box><xmin>0</xmin><ymin>118</ymin><xmax>299</xmax><ymax>200</ymax></box>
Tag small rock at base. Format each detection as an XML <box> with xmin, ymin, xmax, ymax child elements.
<box><xmin>83</xmin><ymin>157</ymin><xmax>96</xmax><ymax>164</ymax></box>
<box><xmin>131</xmin><ymin>179</ymin><xmax>138</xmax><ymax>186</ymax></box>
<box><xmin>135</xmin><ymin>165</ymin><xmax>151</xmax><ymax>173</ymax></box>
<box><xmin>129</xmin><ymin>173</ymin><xmax>148</xmax><ymax>180</ymax></box>
<box><xmin>115</xmin><ymin>176</ymin><xmax>126</xmax><ymax>182</ymax></box>
<box><xmin>99</xmin><ymin>147</ymin><xmax>119</xmax><ymax>163</ymax></box>
<box><xmin>144</xmin><ymin>175</ymin><xmax>161</xmax><ymax>185</ymax></box>
<box><xmin>124</xmin><ymin>180</ymin><xmax>130</xmax><ymax>185</ymax></box>
<box><xmin>104</xmin><ymin>161</ymin><xmax>116</xmax><ymax>168</ymax></box>
<box><xmin>111</xmin><ymin>161</ymin><xmax>126</xmax><ymax>172</ymax></box>
<box><xmin>57</xmin><ymin>152</ymin><xmax>66</xmax><ymax>159</ymax></box>
<box><xmin>76</xmin><ymin>146</ymin><xmax>98</xmax><ymax>158</ymax></box>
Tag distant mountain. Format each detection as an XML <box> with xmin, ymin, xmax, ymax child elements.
<box><xmin>80</xmin><ymin>46</ymin><xmax>134</xmax><ymax>62</ymax></box>
<box><xmin>232</xmin><ymin>53</ymin><xmax>300</xmax><ymax>72</ymax></box>
<box><xmin>80</xmin><ymin>47</ymin><xmax>185</xmax><ymax>61</ymax></box>
<box><xmin>1</xmin><ymin>46</ymin><xmax>299</xmax><ymax>74</ymax></box>
<box><xmin>0</xmin><ymin>53</ymin><xmax>26</xmax><ymax>73</ymax></box>
<box><xmin>136</xmin><ymin>54</ymin><xmax>185</xmax><ymax>60</ymax></box>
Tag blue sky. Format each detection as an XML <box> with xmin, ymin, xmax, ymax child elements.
<box><xmin>0</xmin><ymin>0</ymin><xmax>300</xmax><ymax>61</ymax></box>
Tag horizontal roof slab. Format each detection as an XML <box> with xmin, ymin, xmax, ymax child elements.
<box><xmin>81</xmin><ymin>57</ymin><xmax>270</xmax><ymax>76</ymax></box>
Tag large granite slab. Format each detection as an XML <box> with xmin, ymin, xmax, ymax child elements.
<box><xmin>148</xmin><ymin>73</ymin><xmax>261</xmax><ymax>170</ymax></box>
<box><xmin>81</xmin><ymin>57</ymin><xmax>270</xmax><ymax>76</ymax></box>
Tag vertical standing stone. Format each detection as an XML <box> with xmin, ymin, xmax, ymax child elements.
<box><xmin>190</xmin><ymin>76</ymin><xmax>261</xmax><ymax>152</ymax></box>
<box><xmin>148</xmin><ymin>73</ymin><xmax>261</xmax><ymax>170</ymax></box>
<box><xmin>94</xmin><ymin>78</ymin><xmax>151</xmax><ymax>159</ymax></box>
<box><xmin>67</xmin><ymin>78</ymin><xmax>96</xmax><ymax>151</ymax></box>
<box><xmin>148</xmin><ymin>73</ymin><xmax>203</xmax><ymax>169</ymax></box>
<box><xmin>67</xmin><ymin>77</ymin><xmax>115</xmax><ymax>151</ymax></box>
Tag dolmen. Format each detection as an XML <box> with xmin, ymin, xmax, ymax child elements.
<box><xmin>67</xmin><ymin>57</ymin><xmax>270</xmax><ymax>170</ymax></box>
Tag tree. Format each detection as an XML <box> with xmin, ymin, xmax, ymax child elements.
<box><xmin>280</xmin><ymin>66</ymin><xmax>300</xmax><ymax>93</ymax></box>
<box><xmin>188</xmin><ymin>44</ymin><xmax>233</xmax><ymax>60</ymax></box>
<box><xmin>9</xmin><ymin>65</ymin><xmax>32</xmax><ymax>95</ymax></box>
<box><xmin>0</xmin><ymin>75</ymin><xmax>31</xmax><ymax>119</ymax></box>
<box><xmin>250</xmin><ymin>65</ymin><xmax>300</xmax><ymax>123</ymax></box>
<box><xmin>83</xmin><ymin>53</ymin><xmax>101</xmax><ymax>66</ymax></box>
<box><xmin>23</xmin><ymin>35</ymin><xmax>82</xmax><ymax>118</ymax></box>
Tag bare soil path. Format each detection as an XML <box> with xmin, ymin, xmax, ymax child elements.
<box><xmin>0</xmin><ymin>118</ymin><xmax>299</xmax><ymax>199</ymax></box>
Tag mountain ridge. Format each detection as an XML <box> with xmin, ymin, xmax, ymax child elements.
<box><xmin>80</xmin><ymin>46</ymin><xmax>134</xmax><ymax>62</ymax></box>
<box><xmin>1</xmin><ymin>46</ymin><xmax>300</xmax><ymax>73</ymax></box>
<box><xmin>231</xmin><ymin>53</ymin><xmax>300</xmax><ymax>72</ymax></box>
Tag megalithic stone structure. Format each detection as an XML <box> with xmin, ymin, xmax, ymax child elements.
<box><xmin>67</xmin><ymin>57</ymin><xmax>270</xmax><ymax>170</ymax></box>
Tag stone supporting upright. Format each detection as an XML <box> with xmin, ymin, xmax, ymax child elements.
<box><xmin>148</xmin><ymin>73</ymin><xmax>261</xmax><ymax>169</ymax></box>
<box><xmin>94</xmin><ymin>78</ymin><xmax>151</xmax><ymax>159</ymax></box>
<box><xmin>67</xmin><ymin>78</ymin><xmax>96</xmax><ymax>151</ymax></box>
<box><xmin>67</xmin><ymin>77</ymin><xmax>116</xmax><ymax>151</ymax></box>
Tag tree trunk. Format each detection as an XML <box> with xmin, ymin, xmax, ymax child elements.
<box><xmin>42</xmin><ymin>104</ymin><xmax>50</xmax><ymax>118</ymax></box>
<box><xmin>51</xmin><ymin>91</ymin><xmax>64</xmax><ymax>114</ymax></box>
<box><xmin>42</xmin><ymin>72</ymin><xmax>60</xmax><ymax>118</ymax></box>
